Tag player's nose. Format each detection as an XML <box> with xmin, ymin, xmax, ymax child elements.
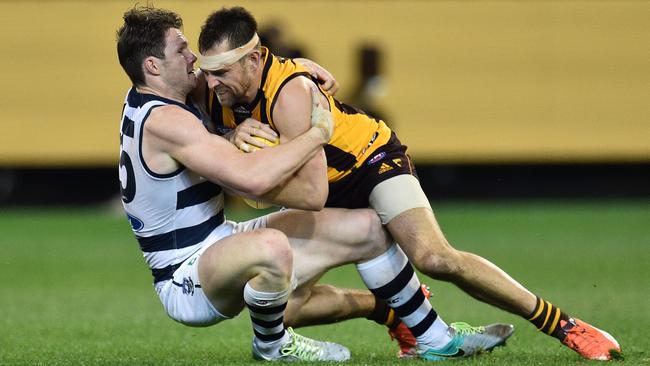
<box><xmin>188</xmin><ymin>51</ymin><xmax>197</xmax><ymax>65</ymax></box>
<box><xmin>206</xmin><ymin>74</ymin><xmax>220</xmax><ymax>89</ymax></box>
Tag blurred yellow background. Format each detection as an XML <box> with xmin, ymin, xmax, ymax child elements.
<box><xmin>1</xmin><ymin>0</ymin><xmax>648</xmax><ymax>166</ymax></box>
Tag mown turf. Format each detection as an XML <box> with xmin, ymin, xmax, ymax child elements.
<box><xmin>1</xmin><ymin>200</ymin><xmax>648</xmax><ymax>365</ymax></box>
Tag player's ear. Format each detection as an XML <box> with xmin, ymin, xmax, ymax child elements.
<box><xmin>143</xmin><ymin>56</ymin><xmax>161</xmax><ymax>76</ymax></box>
<box><xmin>247</xmin><ymin>49</ymin><xmax>262</xmax><ymax>70</ymax></box>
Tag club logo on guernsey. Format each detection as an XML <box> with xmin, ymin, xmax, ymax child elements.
<box><xmin>126</xmin><ymin>213</ymin><xmax>144</xmax><ymax>232</ymax></box>
<box><xmin>215</xmin><ymin>126</ymin><xmax>234</xmax><ymax>136</ymax></box>
<box><xmin>234</xmin><ymin>106</ymin><xmax>250</xmax><ymax>114</ymax></box>
<box><xmin>182</xmin><ymin>277</ymin><xmax>195</xmax><ymax>296</ymax></box>
<box><xmin>367</xmin><ymin>152</ymin><xmax>386</xmax><ymax>166</ymax></box>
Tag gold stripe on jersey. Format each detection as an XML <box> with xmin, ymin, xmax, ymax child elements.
<box><xmin>207</xmin><ymin>47</ymin><xmax>393</xmax><ymax>183</ymax></box>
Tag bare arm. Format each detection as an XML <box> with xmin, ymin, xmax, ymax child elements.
<box><xmin>143</xmin><ymin>101</ymin><xmax>331</xmax><ymax>197</ymax></box>
<box><xmin>252</xmin><ymin>79</ymin><xmax>331</xmax><ymax>210</ymax></box>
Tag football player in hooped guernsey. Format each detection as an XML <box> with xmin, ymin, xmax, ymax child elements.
<box><xmin>196</xmin><ymin>6</ymin><xmax>622</xmax><ymax>361</ymax></box>
<box><xmin>117</xmin><ymin>5</ymin><xmax>515</xmax><ymax>362</ymax></box>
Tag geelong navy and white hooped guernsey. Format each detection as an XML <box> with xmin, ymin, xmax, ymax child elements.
<box><xmin>119</xmin><ymin>88</ymin><xmax>226</xmax><ymax>284</ymax></box>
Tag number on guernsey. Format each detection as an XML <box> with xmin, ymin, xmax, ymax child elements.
<box><xmin>119</xmin><ymin>151</ymin><xmax>136</xmax><ymax>203</ymax></box>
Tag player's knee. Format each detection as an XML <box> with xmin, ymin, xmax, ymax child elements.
<box><xmin>417</xmin><ymin>248</ymin><xmax>464</xmax><ymax>280</ymax></box>
<box><xmin>355</xmin><ymin>209</ymin><xmax>391</xmax><ymax>258</ymax></box>
<box><xmin>254</xmin><ymin>228</ymin><xmax>293</xmax><ymax>275</ymax></box>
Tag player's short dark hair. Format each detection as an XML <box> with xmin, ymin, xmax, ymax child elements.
<box><xmin>198</xmin><ymin>6</ymin><xmax>258</xmax><ymax>54</ymax></box>
<box><xmin>116</xmin><ymin>6</ymin><xmax>183</xmax><ymax>86</ymax></box>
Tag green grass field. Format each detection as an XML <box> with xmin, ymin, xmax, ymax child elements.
<box><xmin>1</xmin><ymin>200</ymin><xmax>649</xmax><ymax>365</ymax></box>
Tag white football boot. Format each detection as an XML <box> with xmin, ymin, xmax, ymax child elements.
<box><xmin>252</xmin><ymin>327</ymin><xmax>351</xmax><ymax>362</ymax></box>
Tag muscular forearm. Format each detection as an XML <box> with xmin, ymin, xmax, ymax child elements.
<box><xmin>258</xmin><ymin>161</ymin><xmax>328</xmax><ymax>211</ymax></box>
<box><xmin>239</xmin><ymin>127</ymin><xmax>326</xmax><ymax>196</ymax></box>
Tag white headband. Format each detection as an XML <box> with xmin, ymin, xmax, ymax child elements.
<box><xmin>199</xmin><ymin>33</ymin><xmax>260</xmax><ymax>71</ymax></box>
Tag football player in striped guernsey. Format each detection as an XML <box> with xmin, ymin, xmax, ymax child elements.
<box><xmin>196</xmin><ymin>6</ymin><xmax>621</xmax><ymax>361</ymax></box>
<box><xmin>116</xmin><ymin>6</ymin><xmax>513</xmax><ymax>362</ymax></box>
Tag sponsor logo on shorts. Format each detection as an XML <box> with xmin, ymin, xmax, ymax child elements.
<box><xmin>182</xmin><ymin>277</ymin><xmax>195</xmax><ymax>296</ymax></box>
<box><xmin>378</xmin><ymin>163</ymin><xmax>393</xmax><ymax>174</ymax></box>
<box><xmin>367</xmin><ymin>152</ymin><xmax>386</xmax><ymax>166</ymax></box>
<box><xmin>393</xmin><ymin>158</ymin><xmax>402</xmax><ymax>167</ymax></box>
<box><xmin>187</xmin><ymin>257</ymin><xmax>197</xmax><ymax>266</ymax></box>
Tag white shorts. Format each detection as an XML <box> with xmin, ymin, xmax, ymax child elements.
<box><xmin>155</xmin><ymin>216</ymin><xmax>269</xmax><ymax>327</ymax></box>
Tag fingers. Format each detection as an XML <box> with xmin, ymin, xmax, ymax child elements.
<box><xmin>241</xmin><ymin>118</ymin><xmax>278</xmax><ymax>139</ymax></box>
<box><xmin>320</xmin><ymin>79</ymin><xmax>339</xmax><ymax>96</ymax></box>
<box><xmin>311</xmin><ymin>68</ymin><xmax>338</xmax><ymax>96</ymax></box>
<box><xmin>239</xmin><ymin>142</ymin><xmax>251</xmax><ymax>153</ymax></box>
<box><xmin>234</xmin><ymin>118</ymin><xmax>279</xmax><ymax>151</ymax></box>
<box><xmin>296</xmin><ymin>57</ymin><xmax>339</xmax><ymax>96</ymax></box>
<box><xmin>236</xmin><ymin>134</ymin><xmax>272</xmax><ymax>150</ymax></box>
<box><xmin>248</xmin><ymin>126</ymin><xmax>278</xmax><ymax>144</ymax></box>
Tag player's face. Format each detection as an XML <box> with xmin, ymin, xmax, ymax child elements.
<box><xmin>160</xmin><ymin>28</ymin><xmax>198</xmax><ymax>95</ymax></box>
<box><xmin>201</xmin><ymin>42</ymin><xmax>254</xmax><ymax>107</ymax></box>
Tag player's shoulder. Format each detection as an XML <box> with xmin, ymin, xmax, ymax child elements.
<box><xmin>266</xmin><ymin>54</ymin><xmax>310</xmax><ymax>96</ymax></box>
<box><xmin>152</xmin><ymin>102</ymin><xmax>194</xmax><ymax>113</ymax></box>
<box><xmin>271</xmin><ymin>77</ymin><xmax>313</xmax><ymax>118</ymax></box>
<box><xmin>275</xmin><ymin>76</ymin><xmax>313</xmax><ymax>106</ymax></box>
<box><xmin>149</xmin><ymin>103</ymin><xmax>198</xmax><ymax>123</ymax></box>
<box><xmin>145</xmin><ymin>104</ymin><xmax>202</xmax><ymax>138</ymax></box>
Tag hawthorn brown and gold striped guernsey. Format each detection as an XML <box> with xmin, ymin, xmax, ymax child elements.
<box><xmin>206</xmin><ymin>47</ymin><xmax>398</xmax><ymax>189</ymax></box>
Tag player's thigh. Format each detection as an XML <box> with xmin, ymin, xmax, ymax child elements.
<box><xmin>265</xmin><ymin>208</ymin><xmax>389</xmax><ymax>285</ymax></box>
<box><xmin>370</xmin><ymin>173</ymin><xmax>455</xmax><ymax>255</ymax></box>
<box><xmin>157</xmin><ymin>249</ymin><xmax>230</xmax><ymax>327</ymax></box>
<box><xmin>197</xmin><ymin>228</ymin><xmax>291</xmax><ymax>316</ymax></box>
<box><xmin>369</xmin><ymin>173</ymin><xmax>432</xmax><ymax>225</ymax></box>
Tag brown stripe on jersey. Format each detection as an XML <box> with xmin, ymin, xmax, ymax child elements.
<box><xmin>209</xmin><ymin>91</ymin><xmax>224</xmax><ymax>127</ymax></box>
<box><xmin>204</xmin><ymin>81</ymin><xmax>211</xmax><ymax>116</ymax></box>
<box><xmin>324</xmin><ymin>144</ymin><xmax>357</xmax><ymax>172</ymax></box>
<box><xmin>260</xmin><ymin>48</ymin><xmax>273</xmax><ymax>89</ymax></box>
<box><xmin>259</xmin><ymin>91</ymin><xmax>269</xmax><ymax>125</ymax></box>
<box><xmin>333</xmin><ymin>99</ymin><xmax>380</xmax><ymax>122</ymax></box>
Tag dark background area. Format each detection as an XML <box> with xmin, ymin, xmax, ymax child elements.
<box><xmin>1</xmin><ymin>164</ymin><xmax>648</xmax><ymax>206</ymax></box>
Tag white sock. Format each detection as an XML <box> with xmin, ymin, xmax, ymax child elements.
<box><xmin>356</xmin><ymin>244</ymin><xmax>452</xmax><ymax>348</ymax></box>
<box><xmin>243</xmin><ymin>282</ymin><xmax>290</xmax><ymax>350</ymax></box>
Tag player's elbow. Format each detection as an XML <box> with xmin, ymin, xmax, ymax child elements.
<box><xmin>242</xmin><ymin>175</ymin><xmax>277</xmax><ymax>197</ymax></box>
<box><xmin>300</xmin><ymin>181</ymin><xmax>328</xmax><ymax>211</ymax></box>
<box><xmin>299</xmin><ymin>193</ymin><xmax>326</xmax><ymax>211</ymax></box>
